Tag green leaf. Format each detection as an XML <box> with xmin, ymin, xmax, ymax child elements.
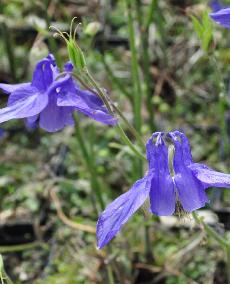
<box><xmin>191</xmin><ymin>11</ymin><xmax>213</xmax><ymax>52</ymax></box>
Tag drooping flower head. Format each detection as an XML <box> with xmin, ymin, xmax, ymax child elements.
<box><xmin>97</xmin><ymin>131</ymin><xmax>230</xmax><ymax>249</ymax></box>
<box><xmin>0</xmin><ymin>55</ymin><xmax>117</xmax><ymax>132</ymax></box>
<box><xmin>209</xmin><ymin>1</ymin><xmax>230</xmax><ymax>28</ymax></box>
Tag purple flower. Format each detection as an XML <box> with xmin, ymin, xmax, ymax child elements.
<box><xmin>97</xmin><ymin>131</ymin><xmax>230</xmax><ymax>249</ymax></box>
<box><xmin>210</xmin><ymin>0</ymin><xmax>224</xmax><ymax>12</ymax></box>
<box><xmin>210</xmin><ymin>4</ymin><xmax>230</xmax><ymax>28</ymax></box>
<box><xmin>0</xmin><ymin>55</ymin><xmax>117</xmax><ymax>132</ymax></box>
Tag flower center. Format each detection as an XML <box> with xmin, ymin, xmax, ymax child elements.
<box><xmin>168</xmin><ymin>143</ymin><xmax>189</xmax><ymax>218</ymax></box>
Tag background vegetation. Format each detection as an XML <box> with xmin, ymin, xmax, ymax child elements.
<box><xmin>0</xmin><ymin>0</ymin><xmax>229</xmax><ymax>283</ymax></box>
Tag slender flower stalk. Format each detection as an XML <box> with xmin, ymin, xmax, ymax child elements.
<box><xmin>135</xmin><ymin>0</ymin><xmax>156</xmax><ymax>131</ymax></box>
<box><xmin>192</xmin><ymin>212</ymin><xmax>230</xmax><ymax>284</ymax></box>
<box><xmin>74</xmin><ymin>70</ymin><xmax>146</xmax><ymax>148</ymax></box>
<box><xmin>83</xmin><ymin>70</ymin><xmax>113</xmax><ymax>113</ymax></box>
<box><xmin>78</xmin><ymin>70</ymin><xmax>146</xmax><ymax>159</ymax></box>
<box><xmin>192</xmin><ymin>212</ymin><xmax>229</xmax><ymax>249</ymax></box>
<box><xmin>227</xmin><ymin>249</ymin><xmax>230</xmax><ymax>284</ymax></box>
<box><xmin>100</xmin><ymin>55</ymin><xmax>132</xmax><ymax>102</ymax></box>
<box><xmin>209</xmin><ymin>4</ymin><xmax>230</xmax><ymax>156</ymax></box>
<box><xmin>125</xmin><ymin>0</ymin><xmax>142</xmax><ymax>134</ymax></box>
<box><xmin>125</xmin><ymin>0</ymin><xmax>144</xmax><ymax>182</ymax></box>
<box><xmin>210</xmin><ymin>55</ymin><xmax>230</xmax><ymax>157</ymax></box>
<box><xmin>1</xmin><ymin>22</ymin><xmax>16</xmax><ymax>81</ymax></box>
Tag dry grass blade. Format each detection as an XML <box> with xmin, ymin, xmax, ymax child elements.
<box><xmin>49</xmin><ymin>187</ymin><xmax>96</xmax><ymax>234</ymax></box>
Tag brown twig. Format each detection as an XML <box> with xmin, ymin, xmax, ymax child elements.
<box><xmin>49</xmin><ymin>187</ymin><xmax>96</xmax><ymax>234</ymax></box>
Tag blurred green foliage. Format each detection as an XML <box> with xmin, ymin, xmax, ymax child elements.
<box><xmin>0</xmin><ymin>0</ymin><xmax>229</xmax><ymax>283</ymax></box>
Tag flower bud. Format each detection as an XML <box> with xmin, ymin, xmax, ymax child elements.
<box><xmin>85</xmin><ymin>22</ymin><xmax>102</xmax><ymax>36</ymax></box>
<box><xmin>67</xmin><ymin>39</ymin><xmax>86</xmax><ymax>70</ymax></box>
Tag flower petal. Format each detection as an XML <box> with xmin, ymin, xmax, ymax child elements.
<box><xmin>0</xmin><ymin>83</ymin><xmax>30</xmax><ymax>94</ymax></box>
<box><xmin>57</xmin><ymin>79</ymin><xmax>117</xmax><ymax>125</ymax></box>
<box><xmin>189</xmin><ymin>163</ymin><xmax>230</xmax><ymax>189</ymax></box>
<box><xmin>39</xmin><ymin>93</ymin><xmax>74</xmax><ymax>132</ymax></box>
<box><xmin>96</xmin><ymin>174</ymin><xmax>152</xmax><ymax>249</ymax></box>
<box><xmin>171</xmin><ymin>133</ymin><xmax>208</xmax><ymax>212</ymax></box>
<box><xmin>172</xmin><ymin>131</ymin><xmax>193</xmax><ymax>165</ymax></box>
<box><xmin>25</xmin><ymin>115</ymin><xmax>39</xmax><ymax>130</ymax></box>
<box><xmin>76</xmin><ymin>106</ymin><xmax>118</xmax><ymax>125</ymax></box>
<box><xmin>31</xmin><ymin>58</ymin><xmax>53</xmax><ymax>91</ymax></box>
<box><xmin>146</xmin><ymin>132</ymin><xmax>162</xmax><ymax>169</ymax></box>
<box><xmin>210</xmin><ymin>0</ymin><xmax>224</xmax><ymax>12</ymax></box>
<box><xmin>210</xmin><ymin>7</ymin><xmax>230</xmax><ymax>28</ymax></box>
<box><xmin>0</xmin><ymin>86</ymin><xmax>48</xmax><ymax>123</ymax></box>
<box><xmin>148</xmin><ymin>134</ymin><xmax>175</xmax><ymax>216</ymax></box>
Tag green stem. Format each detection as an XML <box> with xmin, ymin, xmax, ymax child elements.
<box><xmin>227</xmin><ymin>248</ymin><xmax>230</xmax><ymax>284</ymax></box>
<box><xmin>72</xmin><ymin>71</ymin><xmax>145</xmax><ymax>148</ymax></box>
<box><xmin>79</xmin><ymin>70</ymin><xmax>146</xmax><ymax>159</ymax></box>
<box><xmin>125</xmin><ymin>0</ymin><xmax>142</xmax><ymax>133</ymax></box>
<box><xmin>192</xmin><ymin>212</ymin><xmax>229</xmax><ymax>249</ymax></box>
<box><xmin>100</xmin><ymin>55</ymin><xmax>132</xmax><ymax>101</ymax></box>
<box><xmin>74</xmin><ymin>116</ymin><xmax>105</xmax><ymax>210</ymax></box>
<box><xmin>1</xmin><ymin>270</ymin><xmax>13</xmax><ymax>284</ymax></box>
<box><xmin>106</xmin><ymin>265</ymin><xmax>115</xmax><ymax>284</ymax></box>
<box><xmin>116</xmin><ymin>124</ymin><xmax>145</xmax><ymax>161</ymax></box>
<box><xmin>74</xmin><ymin>119</ymin><xmax>115</xmax><ymax>283</ymax></box>
<box><xmin>145</xmin><ymin>0</ymin><xmax>157</xmax><ymax>29</ymax></box>
<box><xmin>192</xmin><ymin>212</ymin><xmax>230</xmax><ymax>284</ymax></box>
<box><xmin>0</xmin><ymin>256</ymin><xmax>12</xmax><ymax>284</ymax></box>
<box><xmin>135</xmin><ymin>0</ymin><xmax>156</xmax><ymax>131</ymax></box>
<box><xmin>0</xmin><ymin>242</ymin><xmax>47</xmax><ymax>254</ymax></box>
<box><xmin>1</xmin><ymin>23</ymin><xmax>16</xmax><ymax>81</ymax></box>
<box><xmin>84</xmin><ymin>70</ymin><xmax>113</xmax><ymax>113</ymax></box>
<box><xmin>210</xmin><ymin>55</ymin><xmax>230</xmax><ymax>157</ymax></box>
<box><xmin>112</xmin><ymin>104</ymin><xmax>145</xmax><ymax>149</ymax></box>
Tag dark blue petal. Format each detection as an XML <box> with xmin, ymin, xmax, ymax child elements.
<box><xmin>210</xmin><ymin>0</ymin><xmax>223</xmax><ymax>12</ymax></box>
<box><xmin>0</xmin><ymin>86</ymin><xmax>48</xmax><ymax>123</ymax></box>
<box><xmin>47</xmin><ymin>53</ymin><xmax>56</xmax><ymax>65</ymax></box>
<box><xmin>146</xmin><ymin>132</ymin><xmax>162</xmax><ymax>169</ymax></box>
<box><xmin>64</xmin><ymin>61</ymin><xmax>74</xmax><ymax>72</ymax></box>
<box><xmin>31</xmin><ymin>58</ymin><xmax>54</xmax><ymax>91</ymax></box>
<box><xmin>0</xmin><ymin>83</ymin><xmax>30</xmax><ymax>94</ymax></box>
<box><xmin>25</xmin><ymin>115</ymin><xmax>39</xmax><ymax>130</ymax></box>
<box><xmin>171</xmin><ymin>131</ymin><xmax>193</xmax><ymax>165</ymax></box>
<box><xmin>147</xmin><ymin>133</ymin><xmax>175</xmax><ymax>216</ymax></box>
<box><xmin>189</xmin><ymin>163</ymin><xmax>230</xmax><ymax>189</ymax></box>
<box><xmin>210</xmin><ymin>7</ymin><xmax>230</xmax><ymax>28</ymax></box>
<box><xmin>39</xmin><ymin>92</ymin><xmax>74</xmax><ymax>132</ymax></box>
<box><xmin>56</xmin><ymin>78</ymin><xmax>117</xmax><ymax>125</ymax></box>
<box><xmin>96</xmin><ymin>173</ymin><xmax>152</xmax><ymax>249</ymax></box>
<box><xmin>170</xmin><ymin>132</ymin><xmax>209</xmax><ymax>212</ymax></box>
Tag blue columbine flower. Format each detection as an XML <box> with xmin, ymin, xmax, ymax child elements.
<box><xmin>0</xmin><ymin>55</ymin><xmax>117</xmax><ymax>132</ymax></box>
<box><xmin>210</xmin><ymin>2</ymin><xmax>230</xmax><ymax>28</ymax></box>
<box><xmin>97</xmin><ymin>131</ymin><xmax>230</xmax><ymax>249</ymax></box>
